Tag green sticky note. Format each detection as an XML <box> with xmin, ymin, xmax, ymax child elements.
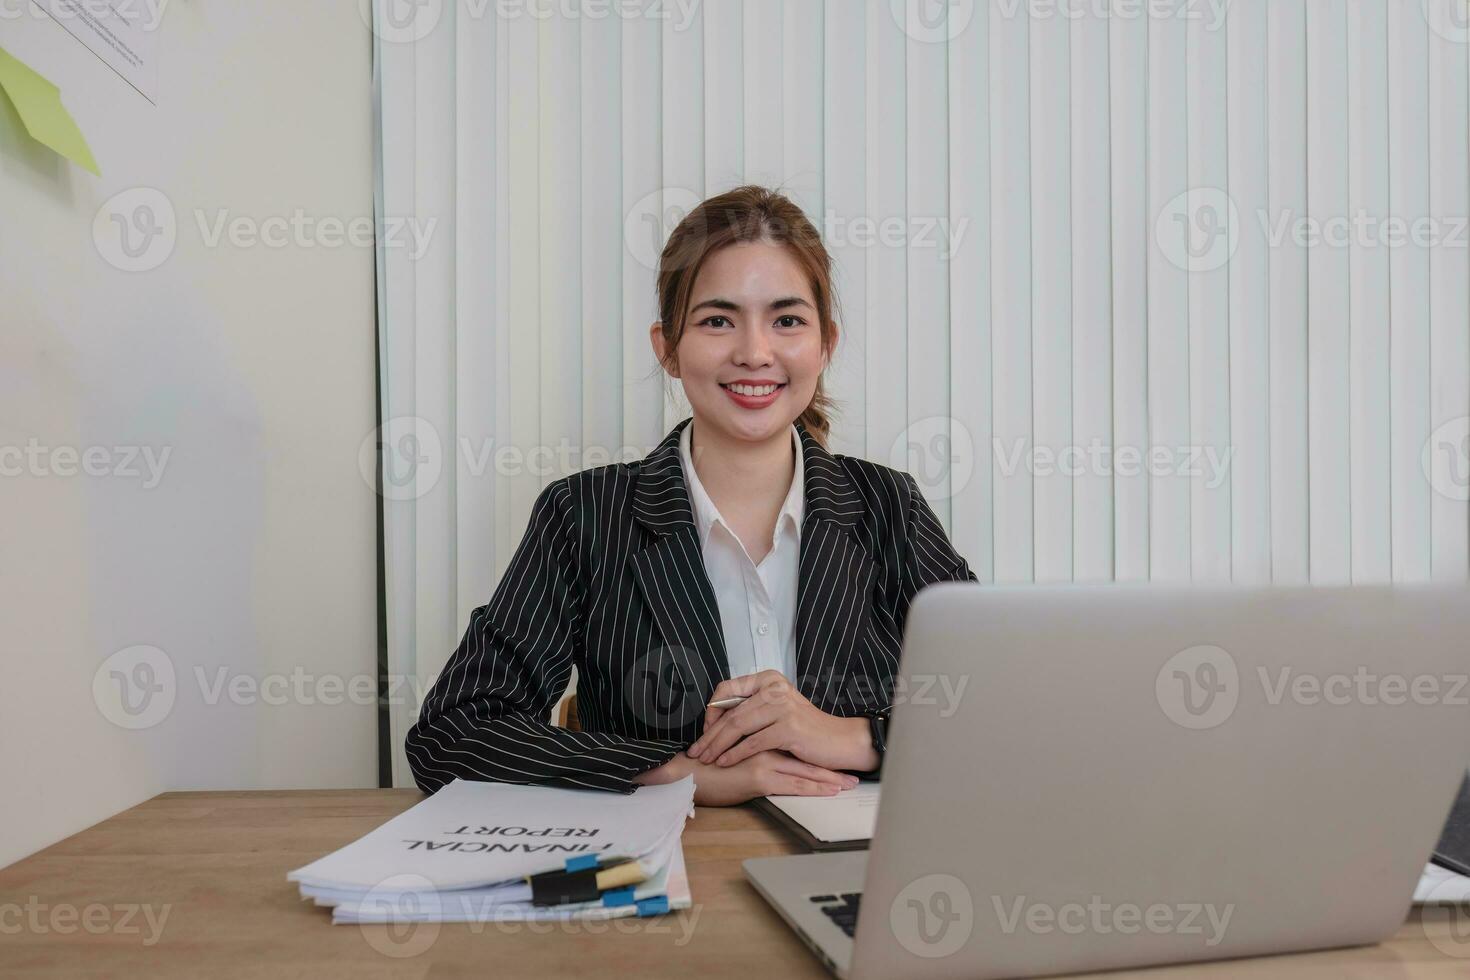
<box><xmin>0</xmin><ymin>46</ymin><xmax>99</xmax><ymax>175</ymax></box>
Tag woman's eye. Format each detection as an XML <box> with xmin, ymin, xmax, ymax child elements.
<box><xmin>775</xmin><ymin>315</ymin><xmax>805</xmax><ymax>328</ymax></box>
<box><xmin>700</xmin><ymin>316</ymin><xmax>731</xmax><ymax>329</ymax></box>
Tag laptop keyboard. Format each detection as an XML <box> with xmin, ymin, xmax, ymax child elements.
<box><xmin>811</xmin><ymin>891</ymin><xmax>862</xmax><ymax>938</ymax></box>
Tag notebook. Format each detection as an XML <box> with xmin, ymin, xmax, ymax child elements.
<box><xmin>753</xmin><ymin>783</ymin><xmax>880</xmax><ymax>852</ymax></box>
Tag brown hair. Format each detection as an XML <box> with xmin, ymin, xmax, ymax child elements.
<box><xmin>653</xmin><ymin>185</ymin><xmax>840</xmax><ymax>448</ymax></box>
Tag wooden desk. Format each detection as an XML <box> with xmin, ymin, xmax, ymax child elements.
<box><xmin>0</xmin><ymin>790</ymin><xmax>1464</xmax><ymax>978</ymax></box>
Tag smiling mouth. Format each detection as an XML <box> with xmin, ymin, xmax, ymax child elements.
<box><xmin>719</xmin><ymin>382</ymin><xmax>786</xmax><ymax>396</ymax></box>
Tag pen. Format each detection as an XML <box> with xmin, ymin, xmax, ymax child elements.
<box><xmin>706</xmin><ymin>696</ymin><xmax>747</xmax><ymax>709</ymax></box>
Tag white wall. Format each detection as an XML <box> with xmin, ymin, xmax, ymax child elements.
<box><xmin>0</xmin><ymin>2</ymin><xmax>379</xmax><ymax>868</ymax></box>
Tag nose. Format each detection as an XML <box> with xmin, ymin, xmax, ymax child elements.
<box><xmin>732</xmin><ymin>321</ymin><xmax>774</xmax><ymax>367</ymax></box>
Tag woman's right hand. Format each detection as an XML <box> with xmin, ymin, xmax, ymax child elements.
<box><xmin>635</xmin><ymin>749</ymin><xmax>857</xmax><ymax>806</ymax></box>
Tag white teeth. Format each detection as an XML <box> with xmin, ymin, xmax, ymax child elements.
<box><xmin>724</xmin><ymin>383</ymin><xmax>781</xmax><ymax>397</ymax></box>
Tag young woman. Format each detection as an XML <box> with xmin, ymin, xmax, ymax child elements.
<box><xmin>406</xmin><ymin>186</ymin><xmax>977</xmax><ymax>806</ymax></box>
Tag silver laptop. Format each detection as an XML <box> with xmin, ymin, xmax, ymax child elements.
<box><xmin>745</xmin><ymin>584</ymin><xmax>1470</xmax><ymax>979</ymax></box>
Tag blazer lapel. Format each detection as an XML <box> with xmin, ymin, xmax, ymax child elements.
<box><xmin>793</xmin><ymin>421</ymin><xmax>878</xmax><ymax>713</ymax></box>
<box><xmin>629</xmin><ymin>418</ymin><xmax>731</xmax><ymax>701</ymax></box>
<box><xmin>629</xmin><ymin>417</ymin><xmax>879</xmax><ymax>716</ymax></box>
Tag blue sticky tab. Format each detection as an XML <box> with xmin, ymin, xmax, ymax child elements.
<box><xmin>564</xmin><ymin>855</ymin><xmax>599</xmax><ymax>872</ymax></box>
<box><xmin>635</xmin><ymin>896</ymin><xmax>670</xmax><ymax>917</ymax></box>
<box><xmin>601</xmin><ymin>887</ymin><xmax>636</xmax><ymax>908</ymax></box>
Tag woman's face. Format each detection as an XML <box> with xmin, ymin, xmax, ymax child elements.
<box><xmin>652</xmin><ymin>240</ymin><xmax>832</xmax><ymax>446</ymax></box>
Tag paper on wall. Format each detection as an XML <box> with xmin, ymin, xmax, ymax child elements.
<box><xmin>37</xmin><ymin>0</ymin><xmax>162</xmax><ymax>104</ymax></box>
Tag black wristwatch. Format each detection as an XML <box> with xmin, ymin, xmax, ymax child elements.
<box><xmin>866</xmin><ymin>708</ymin><xmax>892</xmax><ymax>758</ymax></box>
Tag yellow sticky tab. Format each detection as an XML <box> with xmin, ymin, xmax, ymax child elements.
<box><xmin>595</xmin><ymin>861</ymin><xmax>648</xmax><ymax>892</ymax></box>
<box><xmin>0</xmin><ymin>46</ymin><xmax>99</xmax><ymax>175</ymax></box>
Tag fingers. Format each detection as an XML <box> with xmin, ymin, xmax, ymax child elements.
<box><xmin>700</xmin><ymin>671</ymin><xmax>783</xmax><ymax>731</ymax></box>
<box><xmin>691</xmin><ymin>696</ymin><xmax>769</xmax><ymax>758</ymax></box>
<box><xmin>691</xmin><ymin>702</ymin><xmax>780</xmax><ymax>763</ymax></box>
<box><xmin>770</xmin><ymin>775</ymin><xmax>842</xmax><ymax>797</ymax></box>
<box><xmin>713</xmin><ymin>727</ymin><xmax>782</xmax><ymax>768</ymax></box>
<box><xmin>773</xmin><ymin>757</ymin><xmax>856</xmax><ymax>790</ymax></box>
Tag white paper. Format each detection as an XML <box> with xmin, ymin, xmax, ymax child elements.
<box><xmin>38</xmin><ymin>0</ymin><xmax>162</xmax><ymax>103</ymax></box>
<box><xmin>300</xmin><ymin>815</ymin><xmax>685</xmax><ymax>909</ymax></box>
<box><xmin>330</xmin><ymin>844</ymin><xmax>691</xmax><ymax>924</ymax></box>
<box><xmin>287</xmin><ymin>776</ymin><xmax>695</xmax><ymax>893</ymax></box>
<box><xmin>1415</xmin><ymin>863</ymin><xmax>1470</xmax><ymax>904</ymax></box>
<box><xmin>766</xmin><ymin>784</ymin><xmax>882</xmax><ymax>843</ymax></box>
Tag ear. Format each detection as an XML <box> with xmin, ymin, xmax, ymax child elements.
<box><xmin>649</xmin><ymin>321</ymin><xmax>679</xmax><ymax>379</ymax></box>
<box><xmin>825</xmin><ymin>320</ymin><xmax>840</xmax><ymax>366</ymax></box>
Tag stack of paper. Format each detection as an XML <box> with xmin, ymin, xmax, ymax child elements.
<box><xmin>288</xmin><ymin>776</ymin><xmax>695</xmax><ymax>924</ymax></box>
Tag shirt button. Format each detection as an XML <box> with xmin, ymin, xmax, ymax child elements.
<box><xmin>757</xmin><ymin>622</ymin><xmax>770</xmax><ymax>636</ymax></box>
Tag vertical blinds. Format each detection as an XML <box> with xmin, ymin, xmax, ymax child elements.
<box><xmin>375</xmin><ymin>0</ymin><xmax>1470</xmax><ymax>784</ymax></box>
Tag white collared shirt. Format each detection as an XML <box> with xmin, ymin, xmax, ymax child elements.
<box><xmin>678</xmin><ymin>422</ymin><xmax>804</xmax><ymax>682</ymax></box>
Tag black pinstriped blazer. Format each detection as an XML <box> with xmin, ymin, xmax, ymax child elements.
<box><xmin>405</xmin><ymin>416</ymin><xmax>978</xmax><ymax>795</ymax></box>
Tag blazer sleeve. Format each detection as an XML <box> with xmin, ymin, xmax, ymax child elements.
<box><xmin>897</xmin><ymin>471</ymin><xmax>980</xmax><ymax>615</ymax></box>
<box><xmin>405</xmin><ymin>479</ymin><xmax>685</xmax><ymax>795</ymax></box>
<box><xmin>861</xmin><ymin>472</ymin><xmax>980</xmax><ymax>777</ymax></box>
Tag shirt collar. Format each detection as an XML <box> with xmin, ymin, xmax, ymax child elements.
<box><xmin>679</xmin><ymin>421</ymin><xmax>805</xmax><ymax>551</ymax></box>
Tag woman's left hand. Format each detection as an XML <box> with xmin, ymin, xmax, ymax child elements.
<box><xmin>687</xmin><ymin>670</ymin><xmax>879</xmax><ymax>774</ymax></box>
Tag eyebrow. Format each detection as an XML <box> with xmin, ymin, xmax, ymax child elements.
<box><xmin>689</xmin><ymin>296</ymin><xmax>815</xmax><ymax>315</ymax></box>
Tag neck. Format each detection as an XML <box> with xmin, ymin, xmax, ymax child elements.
<box><xmin>688</xmin><ymin>416</ymin><xmax>796</xmax><ymax>514</ymax></box>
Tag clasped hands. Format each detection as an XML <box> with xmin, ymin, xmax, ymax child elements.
<box><xmin>634</xmin><ymin>670</ymin><xmax>879</xmax><ymax>806</ymax></box>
